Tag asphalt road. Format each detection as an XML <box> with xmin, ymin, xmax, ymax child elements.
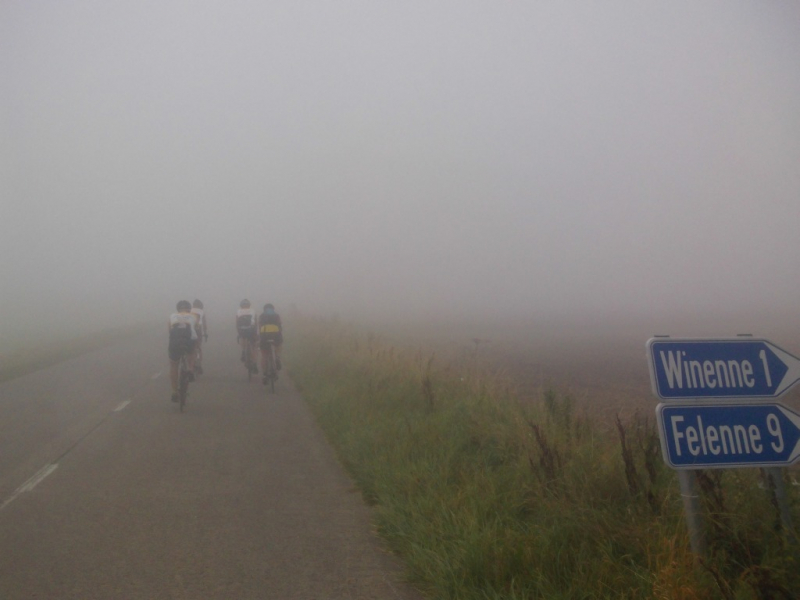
<box><xmin>0</xmin><ymin>329</ymin><xmax>424</xmax><ymax>600</ymax></box>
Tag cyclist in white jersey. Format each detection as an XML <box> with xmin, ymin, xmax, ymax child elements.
<box><xmin>169</xmin><ymin>300</ymin><xmax>198</xmax><ymax>402</ymax></box>
<box><xmin>236</xmin><ymin>299</ymin><xmax>258</xmax><ymax>373</ymax></box>
<box><xmin>191</xmin><ymin>299</ymin><xmax>207</xmax><ymax>374</ymax></box>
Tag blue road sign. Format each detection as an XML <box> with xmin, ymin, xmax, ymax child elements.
<box><xmin>656</xmin><ymin>403</ymin><xmax>800</xmax><ymax>469</ymax></box>
<box><xmin>647</xmin><ymin>338</ymin><xmax>800</xmax><ymax>400</ymax></box>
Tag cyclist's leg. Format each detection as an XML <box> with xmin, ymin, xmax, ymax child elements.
<box><xmin>270</xmin><ymin>344</ymin><xmax>279</xmax><ymax>379</ymax></box>
<box><xmin>260</xmin><ymin>340</ymin><xmax>268</xmax><ymax>374</ymax></box>
<box><xmin>242</xmin><ymin>334</ymin><xmax>253</xmax><ymax>368</ymax></box>
<box><xmin>260</xmin><ymin>341</ymin><xmax>268</xmax><ymax>384</ymax></box>
<box><xmin>249</xmin><ymin>335</ymin><xmax>259</xmax><ymax>371</ymax></box>
<box><xmin>169</xmin><ymin>343</ymin><xmax>181</xmax><ymax>400</ymax></box>
<box><xmin>194</xmin><ymin>333</ymin><xmax>203</xmax><ymax>365</ymax></box>
<box><xmin>187</xmin><ymin>340</ymin><xmax>197</xmax><ymax>373</ymax></box>
<box><xmin>170</xmin><ymin>359</ymin><xmax>179</xmax><ymax>392</ymax></box>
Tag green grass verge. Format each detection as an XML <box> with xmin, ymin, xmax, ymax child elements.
<box><xmin>0</xmin><ymin>324</ymin><xmax>152</xmax><ymax>383</ymax></box>
<box><xmin>286</xmin><ymin>315</ymin><xmax>800</xmax><ymax>599</ymax></box>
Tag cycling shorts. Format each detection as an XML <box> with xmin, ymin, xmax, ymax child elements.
<box><xmin>259</xmin><ymin>332</ymin><xmax>283</xmax><ymax>350</ymax></box>
<box><xmin>238</xmin><ymin>327</ymin><xmax>257</xmax><ymax>342</ymax></box>
<box><xmin>169</xmin><ymin>338</ymin><xmax>195</xmax><ymax>362</ymax></box>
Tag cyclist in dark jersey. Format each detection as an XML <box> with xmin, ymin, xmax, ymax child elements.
<box><xmin>168</xmin><ymin>300</ymin><xmax>197</xmax><ymax>402</ymax></box>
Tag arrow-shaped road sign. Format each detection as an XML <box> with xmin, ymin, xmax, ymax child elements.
<box><xmin>656</xmin><ymin>402</ymin><xmax>800</xmax><ymax>469</ymax></box>
<box><xmin>647</xmin><ymin>338</ymin><xmax>800</xmax><ymax>400</ymax></box>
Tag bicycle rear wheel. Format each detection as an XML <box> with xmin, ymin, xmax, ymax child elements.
<box><xmin>269</xmin><ymin>345</ymin><xmax>277</xmax><ymax>394</ymax></box>
<box><xmin>267</xmin><ymin>360</ymin><xmax>275</xmax><ymax>393</ymax></box>
<box><xmin>178</xmin><ymin>357</ymin><xmax>189</xmax><ymax>412</ymax></box>
<box><xmin>246</xmin><ymin>344</ymin><xmax>253</xmax><ymax>382</ymax></box>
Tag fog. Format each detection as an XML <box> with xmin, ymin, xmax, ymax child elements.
<box><xmin>3</xmin><ymin>1</ymin><xmax>800</xmax><ymax>340</ymax></box>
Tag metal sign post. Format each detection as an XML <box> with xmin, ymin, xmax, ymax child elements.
<box><xmin>677</xmin><ymin>470</ymin><xmax>706</xmax><ymax>558</ymax></box>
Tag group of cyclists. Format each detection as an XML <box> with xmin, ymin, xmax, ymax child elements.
<box><xmin>167</xmin><ymin>299</ymin><xmax>283</xmax><ymax>402</ymax></box>
<box><xmin>236</xmin><ymin>299</ymin><xmax>284</xmax><ymax>384</ymax></box>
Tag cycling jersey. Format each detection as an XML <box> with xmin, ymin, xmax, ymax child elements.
<box><xmin>237</xmin><ymin>308</ymin><xmax>257</xmax><ymax>340</ymax></box>
<box><xmin>169</xmin><ymin>312</ymin><xmax>197</xmax><ymax>361</ymax></box>
<box><xmin>258</xmin><ymin>312</ymin><xmax>283</xmax><ymax>348</ymax></box>
<box><xmin>170</xmin><ymin>313</ymin><xmax>198</xmax><ymax>340</ymax></box>
<box><xmin>237</xmin><ymin>308</ymin><xmax>255</xmax><ymax>328</ymax></box>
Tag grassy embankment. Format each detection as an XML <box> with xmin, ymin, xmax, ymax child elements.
<box><xmin>287</xmin><ymin>315</ymin><xmax>799</xmax><ymax>599</ymax></box>
<box><xmin>0</xmin><ymin>324</ymin><xmax>151</xmax><ymax>383</ymax></box>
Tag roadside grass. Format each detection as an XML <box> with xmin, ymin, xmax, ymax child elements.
<box><xmin>0</xmin><ymin>324</ymin><xmax>152</xmax><ymax>383</ymax></box>
<box><xmin>287</xmin><ymin>315</ymin><xmax>800</xmax><ymax>599</ymax></box>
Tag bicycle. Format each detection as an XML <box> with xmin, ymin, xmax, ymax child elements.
<box><xmin>262</xmin><ymin>340</ymin><xmax>278</xmax><ymax>394</ymax></box>
<box><xmin>177</xmin><ymin>352</ymin><xmax>191</xmax><ymax>412</ymax></box>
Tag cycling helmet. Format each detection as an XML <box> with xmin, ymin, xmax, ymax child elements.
<box><xmin>193</xmin><ymin>299</ymin><xmax>204</xmax><ymax>309</ymax></box>
<box><xmin>176</xmin><ymin>300</ymin><xmax>192</xmax><ymax>311</ymax></box>
<box><xmin>240</xmin><ymin>299</ymin><xmax>251</xmax><ymax>308</ymax></box>
<box><xmin>263</xmin><ymin>303</ymin><xmax>274</xmax><ymax>311</ymax></box>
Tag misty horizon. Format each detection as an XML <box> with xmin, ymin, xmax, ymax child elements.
<box><xmin>3</xmin><ymin>2</ymin><xmax>800</xmax><ymax>340</ymax></box>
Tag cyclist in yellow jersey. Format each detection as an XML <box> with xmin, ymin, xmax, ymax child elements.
<box><xmin>258</xmin><ymin>303</ymin><xmax>284</xmax><ymax>384</ymax></box>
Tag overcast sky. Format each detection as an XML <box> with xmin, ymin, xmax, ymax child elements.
<box><xmin>2</xmin><ymin>1</ymin><xmax>800</xmax><ymax>336</ymax></box>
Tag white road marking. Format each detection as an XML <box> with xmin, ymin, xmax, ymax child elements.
<box><xmin>114</xmin><ymin>400</ymin><xmax>131</xmax><ymax>412</ymax></box>
<box><xmin>151</xmin><ymin>372</ymin><xmax>162</xmax><ymax>379</ymax></box>
<box><xmin>0</xmin><ymin>464</ymin><xmax>59</xmax><ymax>511</ymax></box>
<box><xmin>19</xmin><ymin>464</ymin><xmax>58</xmax><ymax>493</ymax></box>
